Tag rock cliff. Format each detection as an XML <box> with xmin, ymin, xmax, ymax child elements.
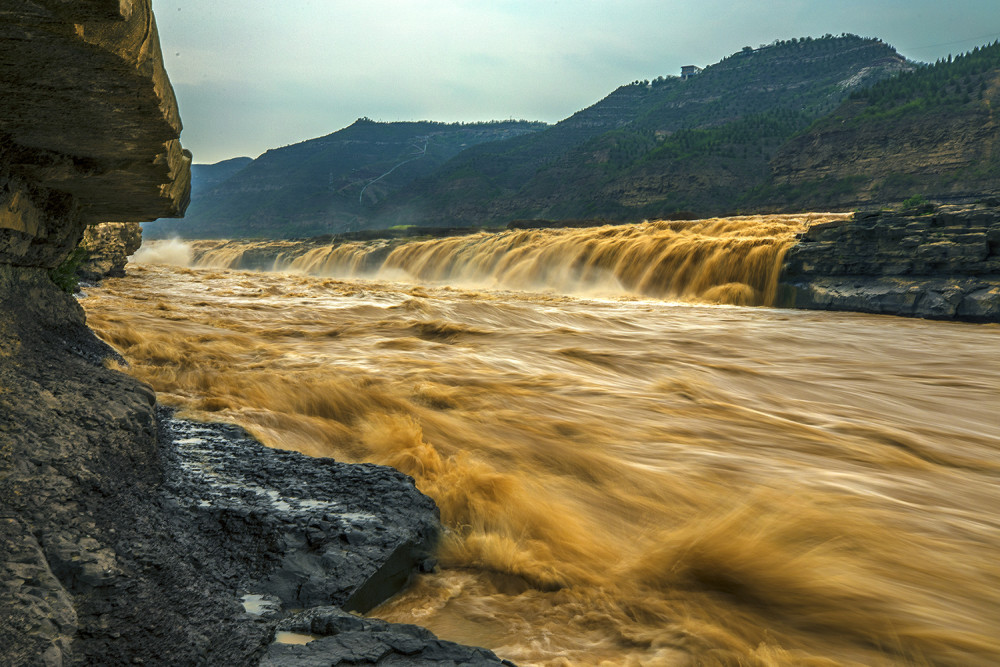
<box><xmin>768</xmin><ymin>105</ymin><xmax>1000</xmax><ymax>210</ymax></box>
<box><xmin>766</xmin><ymin>43</ymin><xmax>1000</xmax><ymax>211</ymax></box>
<box><xmin>1</xmin><ymin>2</ymin><xmax>193</xmax><ymax>663</ymax></box>
<box><xmin>778</xmin><ymin>205</ymin><xmax>1000</xmax><ymax>321</ymax></box>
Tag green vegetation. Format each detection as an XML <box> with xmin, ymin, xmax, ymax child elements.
<box><xmin>760</xmin><ymin>39</ymin><xmax>1000</xmax><ymax>210</ymax></box>
<box><xmin>900</xmin><ymin>194</ymin><xmax>935</xmax><ymax>214</ymax></box>
<box><xmin>375</xmin><ymin>34</ymin><xmax>910</xmax><ymax>226</ymax></box>
<box><xmin>48</xmin><ymin>246</ymin><xmax>87</xmax><ymax>293</ymax></box>
<box><xmin>641</xmin><ymin>109</ymin><xmax>813</xmax><ymax>164</ymax></box>
<box><xmin>849</xmin><ymin>41</ymin><xmax>1000</xmax><ymax>120</ymax></box>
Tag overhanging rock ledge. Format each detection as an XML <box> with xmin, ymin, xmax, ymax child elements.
<box><xmin>1</xmin><ymin>0</ymin><xmax>190</xmax><ymax>269</ymax></box>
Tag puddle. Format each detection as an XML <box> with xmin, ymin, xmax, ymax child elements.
<box><xmin>273</xmin><ymin>631</ymin><xmax>319</xmax><ymax>645</ymax></box>
<box><xmin>241</xmin><ymin>593</ymin><xmax>280</xmax><ymax>616</ymax></box>
<box><xmin>264</xmin><ymin>489</ymin><xmax>292</xmax><ymax>511</ymax></box>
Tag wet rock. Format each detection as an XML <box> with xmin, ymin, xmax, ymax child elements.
<box><xmin>156</xmin><ymin>408</ymin><xmax>440</xmax><ymax>614</ymax></box>
<box><xmin>957</xmin><ymin>285</ymin><xmax>1000</xmax><ymax>319</ymax></box>
<box><xmin>1</xmin><ymin>265</ymin><xmax>269</xmax><ymax>665</ymax></box>
<box><xmin>263</xmin><ymin>607</ymin><xmax>514</xmax><ymax>666</ymax></box>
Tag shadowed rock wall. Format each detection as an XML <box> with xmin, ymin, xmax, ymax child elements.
<box><xmin>1</xmin><ymin>2</ymin><xmax>196</xmax><ymax>663</ymax></box>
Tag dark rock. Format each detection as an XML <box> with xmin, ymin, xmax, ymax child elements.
<box><xmin>780</xmin><ymin>205</ymin><xmax>1000</xmax><ymax>321</ymax></box>
<box><xmin>156</xmin><ymin>408</ymin><xmax>440</xmax><ymax>614</ymax></box>
<box><xmin>1</xmin><ymin>265</ymin><xmax>271</xmax><ymax>665</ymax></box>
<box><xmin>0</xmin><ymin>273</ymin><xmax>465</xmax><ymax>665</ymax></box>
<box><xmin>263</xmin><ymin>607</ymin><xmax>514</xmax><ymax>666</ymax></box>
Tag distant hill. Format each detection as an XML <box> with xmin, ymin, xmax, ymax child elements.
<box><xmin>370</xmin><ymin>34</ymin><xmax>912</xmax><ymax>226</ymax></box>
<box><xmin>145</xmin><ymin>120</ymin><xmax>547</xmax><ymax>239</ymax></box>
<box><xmin>150</xmin><ymin>35</ymin><xmax>1000</xmax><ymax>239</ymax></box>
<box><xmin>191</xmin><ymin>157</ymin><xmax>253</xmax><ymax>196</ymax></box>
<box><xmin>761</xmin><ymin>40</ymin><xmax>1000</xmax><ymax>210</ymax></box>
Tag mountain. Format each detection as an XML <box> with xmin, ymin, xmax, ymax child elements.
<box><xmin>191</xmin><ymin>157</ymin><xmax>253</xmax><ymax>196</ymax></box>
<box><xmin>145</xmin><ymin>120</ymin><xmax>547</xmax><ymax>239</ymax></box>
<box><xmin>370</xmin><ymin>34</ymin><xmax>912</xmax><ymax>226</ymax></box>
<box><xmin>150</xmin><ymin>35</ymin><xmax>1000</xmax><ymax>239</ymax></box>
<box><xmin>761</xmin><ymin>41</ymin><xmax>1000</xmax><ymax>210</ymax></box>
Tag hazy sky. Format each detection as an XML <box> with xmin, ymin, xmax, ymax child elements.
<box><xmin>150</xmin><ymin>0</ymin><xmax>1000</xmax><ymax>164</ymax></box>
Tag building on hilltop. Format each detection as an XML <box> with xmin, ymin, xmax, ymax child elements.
<box><xmin>681</xmin><ymin>65</ymin><xmax>702</xmax><ymax>80</ymax></box>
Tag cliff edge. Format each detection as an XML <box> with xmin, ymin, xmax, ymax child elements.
<box><xmin>1</xmin><ymin>2</ymin><xmax>193</xmax><ymax>662</ymax></box>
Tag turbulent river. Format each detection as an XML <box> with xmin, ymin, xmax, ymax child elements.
<box><xmin>82</xmin><ymin>216</ymin><xmax>1000</xmax><ymax>666</ymax></box>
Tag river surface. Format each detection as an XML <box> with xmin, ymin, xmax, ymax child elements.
<box><xmin>82</xmin><ymin>220</ymin><xmax>1000</xmax><ymax>666</ymax></box>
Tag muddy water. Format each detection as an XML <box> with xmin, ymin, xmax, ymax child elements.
<box><xmin>164</xmin><ymin>214</ymin><xmax>851</xmax><ymax>307</ymax></box>
<box><xmin>85</xmin><ymin>229</ymin><xmax>1000</xmax><ymax>665</ymax></box>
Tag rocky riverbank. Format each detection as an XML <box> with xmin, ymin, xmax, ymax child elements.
<box><xmin>158</xmin><ymin>409</ymin><xmax>511</xmax><ymax>666</ymax></box>
<box><xmin>778</xmin><ymin>204</ymin><xmax>1000</xmax><ymax>321</ymax></box>
<box><xmin>0</xmin><ymin>274</ymin><xmax>510</xmax><ymax>665</ymax></box>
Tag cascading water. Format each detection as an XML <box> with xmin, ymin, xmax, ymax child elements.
<box><xmin>167</xmin><ymin>214</ymin><xmax>849</xmax><ymax>307</ymax></box>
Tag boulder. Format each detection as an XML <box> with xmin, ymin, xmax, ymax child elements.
<box><xmin>156</xmin><ymin>408</ymin><xmax>441</xmax><ymax>616</ymax></box>
<box><xmin>76</xmin><ymin>222</ymin><xmax>144</xmax><ymax>281</ymax></box>
<box><xmin>263</xmin><ymin>607</ymin><xmax>514</xmax><ymax>666</ymax></box>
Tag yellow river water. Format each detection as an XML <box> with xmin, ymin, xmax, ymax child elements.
<box><xmin>82</xmin><ymin>217</ymin><xmax>1000</xmax><ymax>666</ymax></box>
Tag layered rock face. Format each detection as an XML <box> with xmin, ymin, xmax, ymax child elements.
<box><xmin>778</xmin><ymin>205</ymin><xmax>1000</xmax><ymax>321</ymax></box>
<box><xmin>76</xmin><ymin>222</ymin><xmax>143</xmax><ymax>282</ymax></box>
<box><xmin>1</xmin><ymin>2</ymin><xmax>191</xmax><ymax>663</ymax></box>
<box><xmin>770</xmin><ymin>107</ymin><xmax>1000</xmax><ymax>209</ymax></box>
<box><xmin>0</xmin><ymin>0</ymin><xmax>191</xmax><ymax>232</ymax></box>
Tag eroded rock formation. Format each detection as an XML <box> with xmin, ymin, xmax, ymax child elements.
<box><xmin>1</xmin><ymin>2</ymin><xmax>192</xmax><ymax>663</ymax></box>
<box><xmin>0</xmin><ymin>0</ymin><xmax>191</xmax><ymax>229</ymax></box>
<box><xmin>778</xmin><ymin>205</ymin><xmax>1000</xmax><ymax>321</ymax></box>
<box><xmin>76</xmin><ymin>222</ymin><xmax>143</xmax><ymax>282</ymax></box>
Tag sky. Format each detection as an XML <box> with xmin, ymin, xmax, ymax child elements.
<box><xmin>150</xmin><ymin>0</ymin><xmax>1000</xmax><ymax>164</ymax></box>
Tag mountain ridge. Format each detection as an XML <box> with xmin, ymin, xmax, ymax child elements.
<box><xmin>147</xmin><ymin>34</ymin><xmax>1000</xmax><ymax>239</ymax></box>
<box><xmin>147</xmin><ymin>119</ymin><xmax>547</xmax><ymax>238</ymax></box>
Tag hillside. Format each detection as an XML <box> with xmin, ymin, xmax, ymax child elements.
<box><xmin>149</xmin><ymin>35</ymin><xmax>1000</xmax><ymax>239</ymax></box>
<box><xmin>371</xmin><ymin>34</ymin><xmax>912</xmax><ymax>227</ymax></box>
<box><xmin>190</xmin><ymin>156</ymin><xmax>253</xmax><ymax>197</ymax></box>
<box><xmin>144</xmin><ymin>119</ymin><xmax>547</xmax><ymax>239</ymax></box>
<box><xmin>763</xmin><ymin>41</ymin><xmax>1000</xmax><ymax>209</ymax></box>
